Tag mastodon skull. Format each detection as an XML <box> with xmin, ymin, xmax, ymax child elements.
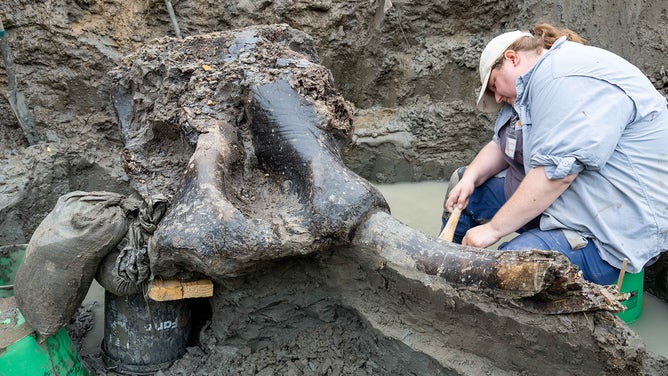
<box><xmin>110</xmin><ymin>24</ymin><xmax>389</xmax><ymax>280</ymax></box>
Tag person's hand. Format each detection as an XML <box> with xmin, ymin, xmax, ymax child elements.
<box><xmin>444</xmin><ymin>178</ymin><xmax>475</xmax><ymax>212</ymax></box>
<box><xmin>462</xmin><ymin>223</ymin><xmax>503</xmax><ymax>248</ymax></box>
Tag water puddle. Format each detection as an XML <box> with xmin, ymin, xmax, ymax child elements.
<box><xmin>375</xmin><ymin>180</ymin><xmax>668</xmax><ymax>359</ymax></box>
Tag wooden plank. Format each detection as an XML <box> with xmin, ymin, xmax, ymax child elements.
<box><xmin>148</xmin><ymin>278</ymin><xmax>213</xmax><ymax>301</ymax></box>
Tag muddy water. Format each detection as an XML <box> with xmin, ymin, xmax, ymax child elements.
<box><xmin>375</xmin><ymin>180</ymin><xmax>668</xmax><ymax>359</ymax></box>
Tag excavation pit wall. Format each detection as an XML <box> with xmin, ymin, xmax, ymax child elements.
<box><xmin>152</xmin><ymin>246</ymin><xmax>655</xmax><ymax>376</ymax></box>
<box><xmin>1</xmin><ymin>0</ymin><xmax>668</xmax><ymax>302</ymax></box>
<box><xmin>1</xmin><ymin>1</ymin><xmax>668</xmax><ymax>375</ymax></box>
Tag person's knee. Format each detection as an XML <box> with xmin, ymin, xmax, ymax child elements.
<box><xmin>499</xmin><ymin>229</ymin><xmax>619</xmax><ymax>285</ymax></box>
<box><xmin>498</xmin><ymin>229</ymin><xmax>566</xmax><ymax>251</ymax></box>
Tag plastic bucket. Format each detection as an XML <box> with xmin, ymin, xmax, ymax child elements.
<box><xmin>0</xmin><ymin>323</ymin><xmax>89</xmax><ymax>376</ymax></box>
<box><xmin>616</xmin><ymin>269</ymin><xmax>644</xmax><ymax>324</ymax></box>
<box><xmin>0</xmin><ymin>244</ymin><xmax>89</xmax><ymax>376</ymax></box>
<box><xmin>102</xmin><ymin>291</ymin><xmax>192</xmax><ymax>374</ymax></box>
<box><xmin>0</xmin><ymin>244</ymin><xmax>25</xmax><ymax>299</ymax></box>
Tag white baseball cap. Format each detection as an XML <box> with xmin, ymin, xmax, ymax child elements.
<box><xmin>476</xmin><ymin>30</ymin><xmax>533</xmax><ymax>112</ymax></box>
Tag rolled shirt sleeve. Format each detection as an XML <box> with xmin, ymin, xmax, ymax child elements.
<box><xmin>527</xmin><ymin>75</ymin><xmax>634</xmax><ymax>180</ymax></box>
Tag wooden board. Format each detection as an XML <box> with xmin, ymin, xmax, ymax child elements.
<box><xmin>148</xmin><ymin>278</ymin><xmax>213</xmax><ymax>301</ymax></box>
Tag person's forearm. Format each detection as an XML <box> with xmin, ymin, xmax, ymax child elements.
<box><xmin>462</xmin><ymin>141</ymin><xmax>509</xmax><ymax>187</ymax></box>
<box><xmin>488</xmin><ymin>167</ymin><xmax>576</xmax><ymax>236</ymax></box>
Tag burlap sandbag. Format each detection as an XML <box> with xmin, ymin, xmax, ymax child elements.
<box><xmin>95</xmin><ymin>194</ymin><xmax>167</xmax><ymax>296</ymax></box>
<box><xmin>14</xmin><ymin>191</ymin><xmax>136</xmax><ymax>337</ymax></box>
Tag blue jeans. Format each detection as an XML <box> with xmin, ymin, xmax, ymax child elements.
<box><xmin>500</xmin><ymin>229</ymin><xmax>619</xmax><ymax>285</ymax></box>
<box><xmin>441</xmin><ymin>177</ymin><xmax>619</xmax><ymax>285</ymax></box>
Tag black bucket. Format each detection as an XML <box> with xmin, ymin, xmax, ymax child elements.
<box><xmin>102</xmin><ymin>291</ymin><xmax>192</xmax><ymax>375</ymax></box>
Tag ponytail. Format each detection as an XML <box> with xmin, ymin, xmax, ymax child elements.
<box><xmin>532</xmin><ymin>23</ymin><xmax>587</xmax><ymax>48</ymax></box>
<box><xmin>497</xmin><ymin>23</ymin><xmax>587</xmax><ymax>67</ymax></box>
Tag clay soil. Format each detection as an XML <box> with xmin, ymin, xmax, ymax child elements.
<box><xmin>2</xmin><ymin>1</ymin><xmax>668</xmax><ymax>375</ymax></box>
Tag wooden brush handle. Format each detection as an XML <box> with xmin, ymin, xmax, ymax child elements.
<box><xmin>438</xmin><ymin>206</ymin><xmax>462</xmax><ymax>242</ymax></box>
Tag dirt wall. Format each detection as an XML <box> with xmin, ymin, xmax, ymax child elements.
<box><xmin>2</xmin><ymin>2</ymin><xmax>668</xmax><ymax>373</ymax></box>
<box><xmin>2</xmin><ymin>0</ymin><xmax>668</xmax><ymax>321</ymax></box>
<box><xmin>2</xmin><ymin>1</ymin><xmax>668</xmax><ymax>242</ymax></box>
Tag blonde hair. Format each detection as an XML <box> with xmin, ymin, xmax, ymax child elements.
<box><xmin>492</xmin><ymin>23</ymin><xmax>586</xmax><ymax>68</ymax></box>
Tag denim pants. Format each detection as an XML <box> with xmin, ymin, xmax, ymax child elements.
<box><xmin>441</xmin><ymin>176</ymin><xmax>619</xmax><ymax>285</ymax></box>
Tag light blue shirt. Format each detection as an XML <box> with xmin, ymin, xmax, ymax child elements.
<box><xmin>514</xmin><ymin>37</ymin><xmax>668</xmax><ymax>272</ymax></box>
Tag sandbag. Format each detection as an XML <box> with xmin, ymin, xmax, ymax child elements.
<box><xmin>96</xmin><ymin>195</ymin><xmax>167</xmax><ymax>296</ymax></box>
<box><xmin>14</xmin><ymin>191</ymin><xmax>137</xmax><ymax>337</ymax></box>
<box><xmin>95</xmin><ymin>247</ymin><xmax>147</xmax><ymax>297</ymax></box>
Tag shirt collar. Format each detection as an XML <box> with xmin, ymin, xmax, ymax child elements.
<box><xmin>515</xmin><ymin>36</ymin><xmax>569</xmax><ymax>105</ymax></box>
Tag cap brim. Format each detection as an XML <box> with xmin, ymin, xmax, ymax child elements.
<box><xmin>476</xmin><ymin>69</ymin><xmax>501</xmax><ymax>113</ymax></box>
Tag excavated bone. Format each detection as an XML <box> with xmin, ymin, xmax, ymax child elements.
<box><xmin>108</xmin><ymin>24</ymin><xmax>625</xmax><ymax>312</ymax></box>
